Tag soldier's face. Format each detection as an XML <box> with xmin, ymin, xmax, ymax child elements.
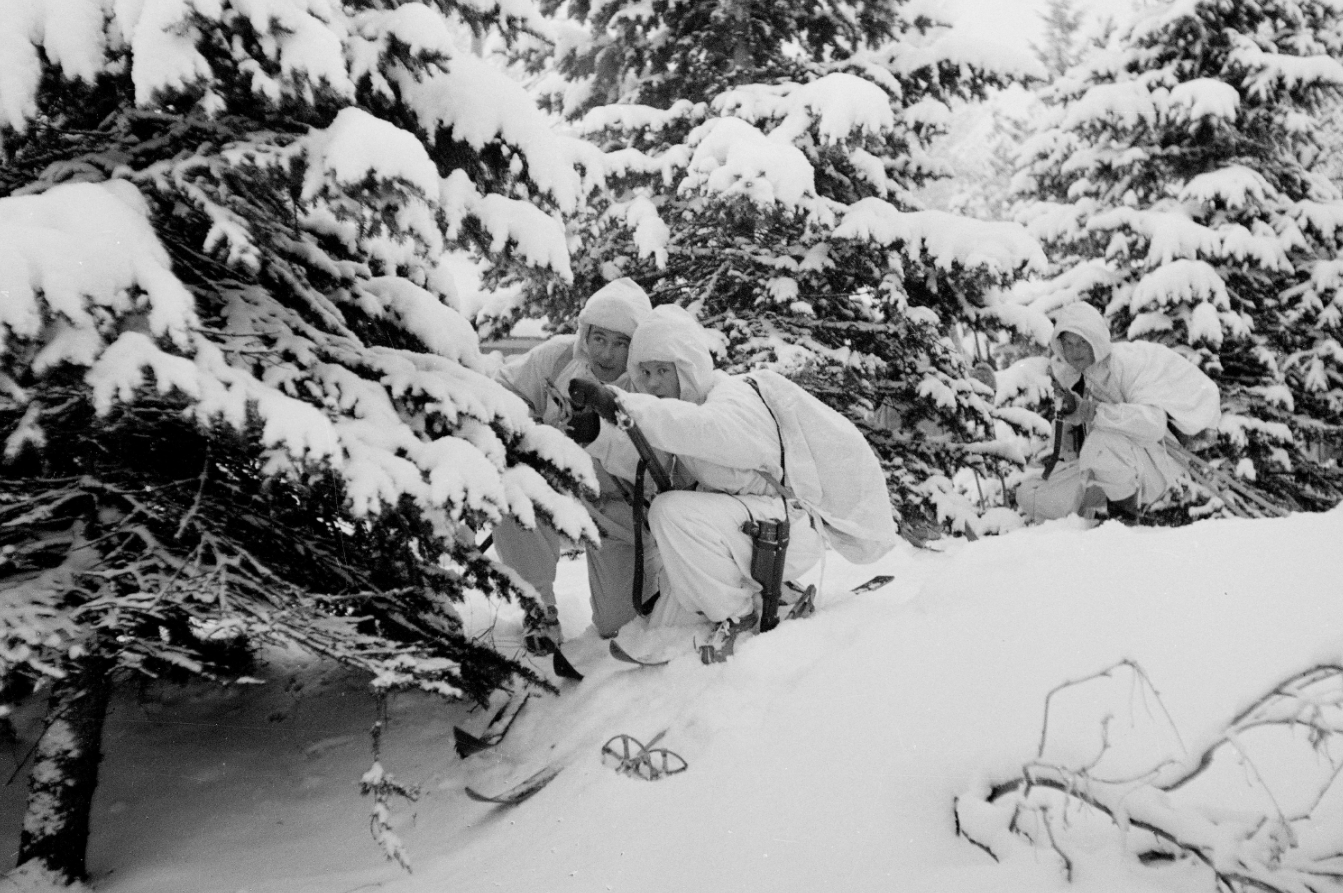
<box><xmin>1058</xmin><ymin>332</ymin><xmax>1096</xmax><ymax>373</ymax></box>
<box><xmin>587</xmin><ymin>325</ymin><xmax>632</xmax><ymax>383</ymax></box>
<box><xmin>637</xmin><ymin>361</ymin><xmax>682</xmax><ymax>399</ymax></box>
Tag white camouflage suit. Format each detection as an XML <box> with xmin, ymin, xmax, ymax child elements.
<box><xmin>586</xmin><ymin>307</ymin><xmax>827</xmax><ymax>648</ymax></box>
<box><xmin>493</xmin><ymin>279</ymin><xmax>658</xmax><ymax>637</ymax></box>
<box><xmin>1016</xmin><ymin>302</ymin><xmax>1221</xmax><ymax>521</ymax></box>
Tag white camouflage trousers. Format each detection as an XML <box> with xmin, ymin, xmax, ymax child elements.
<box><xmin>645</xmin><ymin>490</ymin><xmax>825</xmax><ymax>625</ymax></box>
<box><xmin>492</xmin><ymin>495</ymin><xmax>659</xmax><ymax>638</ymax></box>
<box><xmin>1017</xmin><ymin>427</ymin><xmax>1176</xmax><ymax>521</ymax></box>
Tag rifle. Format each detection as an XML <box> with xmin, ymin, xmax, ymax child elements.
<box><xmin>569</xmin><ymin>380</ymin><xmax>673</xmax><ymax>616</ymax></box>
<box><xmin>614</xmin><ymin>406</ymin><xmax>673</xmax><ymax>493</ymax></box>
<box><xmin>1042</xmin><ymin>378</ymin><xmax>1081</xmax><ymax>481</ymax></box>
<box><xmin>567</xmin><ymin>380</ymin><xmax>673</xmax><ymax>494</ymax></box>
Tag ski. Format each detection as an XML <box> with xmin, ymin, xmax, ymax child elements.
<box><xmin>524</xmin><ymin>633</ymin><xmax>585</xmax><ymax>681</ymax></box>
<box><xmin>464</xmin><ymin>764</ymin><xmax>562</xmax><ymax>806</ymax></box>
<box><xmin>610</xmin><ymin>574</ymin><xmax>896</xmax><ymax>669</ymax></box>
<box><xmin>850</xmin><ymin>573</ymin><xmax>894</xmax><ymax>595</ymax></box>
<box><xmin>552</xmin><ymin>647</ymin><xmax>584</xmax><ymax>681</ymax></box>
<box><xmin>781</xmin><ymin>573</ymin><xmax>893</xmax><ymax>614</ymax></box>
<box><xmin>454</xmin><ymin>689</ymin><xmax>532</xmax><ymax>759</ymax></box>
<box><xmin>784</xmin><ymin>583</ymin><xmax>817</xmax><ymax>620</ymax></box>
<box><xmin>609</xmin><ymin>639</ymin><xmax>672</xmax><ymax>667</ymax></box>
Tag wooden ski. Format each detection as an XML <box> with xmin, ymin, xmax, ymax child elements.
<box><xmin>465</xmin><ymin>765</ymin><xmax>562</xmax><ymax>806</ymax></box>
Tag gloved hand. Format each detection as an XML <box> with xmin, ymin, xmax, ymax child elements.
<box><xmin>568</xmin><ymin>378</ymin><xmax>619</xmax><ymax>422</ymax></box>
<box><xmin>566</xmin><ymin>410</ymin><xmax>601</xmax><ymax>447</ymax></box>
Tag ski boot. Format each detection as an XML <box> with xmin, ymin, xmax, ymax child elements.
<box><xmin>1106</xmin><ymin>493</ymin><xmax>1141</xmax><ymax>524</ymax></box>
<box><xmin>698</xmin><ymin>611</ymin><xmax>758</xmax><ymax>665</ymax></box>
<box><xmin>523</xmin><ymin>604</ymin><xmax>561</xmax><ymax>656</ymax></box>
<box><xmin>1079</xmin><ymin>484</ymin><xmax>1109</xmax><ymax>520</ymax></box>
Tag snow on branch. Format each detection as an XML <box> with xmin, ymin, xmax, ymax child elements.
<box><xmin>835</xmin><ymin>200</ymin><xmax>1046</xmax><ymax>278</ymax></box>
<box><xmin>1229</xmin><ymin>33</ymin><xmax>1343</xmax><ymax>101</ymax></box>
<box><xmin>400</xmin><ymin>52</ymin><xmax>605</xmax><ymax>214</ymax></box>
<box><xmin>681</xmin><ymin>117</ymin><xmax>818</xmax><ymax>210</ymax></box>
<box><xmin>1129</xmin><ymin>259</ymin><xmax>1230</xmax><ymax>313</ymax></box>
<box><xmin>1180</xmin><ymin>166</ymin><xmax>1274</xmax><ymax>211</ymax></box>
<box><xmin>1089</xmin><ymin>207</ymin><xmax>1221</xmax><ymax>266</ymax></box>
<box><xmin>874</xmin><ymin>30</ymin><xmax>1046</xmax><ymax>83</ymax></box>
<box><xmin>1166</xmin><ymin>78</ymin><xmax>1240</xmax><ymax>122</ymax></box>
<box><xmin>0</xmin><ymin>181</ymin><xmax>197</xmax><ymax>357</ymax></box>
<box><xmin>441</xmin><ymin>170</ymin><xmax>573</xmax><ymax>279</ymax></box>
<box><xmin>715</xmin><ymin>74</ymin><xmax>898</xmax><ymax>145</ymax></box>
<box><xmin>1290</xmin><ymin>200</ymin><xmax>1343</xmax><ymax>243</ymax></box>
<box><xmin>577</xmin><ymin>99</ymin><xmax>706</xmax><ymax>136</ymax></box>
<box><xmin>1063</xmin><ymin>80</ymin><xmax>1158</xmax><ymax>130</ymax></box>
<box><xmin>0</xmin><ymin>0</ymin><xmax>564</xmax><ymax>133</ymax></box>
<box><xmin>306</xmin><ymin>107</ymin><xmax>441</xmax><ymax>201</ymax></box>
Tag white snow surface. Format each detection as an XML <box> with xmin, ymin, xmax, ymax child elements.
<box><xmin>4</xmin><ymin>508</ymin><xmax>1341</xmax><ymax>892</ymax></box>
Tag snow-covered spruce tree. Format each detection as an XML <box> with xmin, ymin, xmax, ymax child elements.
<box><xmin>510</xmin><ymin>0</ymin><xmax>1047</xmax><ymax>526</ymax></box>
<box><xmin>0</xmin><ymin>0</ymin><xmax>602</xmax><ymax>883</ymax></box>
<box><xmin>1032</xmin><ymin>0</ymin><xmax>1092</xmax><ymax>80</ymax></box>
<box><xmin>941</xmin><ymin>0</ymin><xmax>1114</xmax><ymax>223</ymax></box>
<box><xmin>1011</xmin><ymin>0</ymin><xmax>1343</xmax><ymax>512</ymax></box>
<box><xmin>1316</xmin><ymin>95</ymin><xmax>1343</xmax><ymax>194</ymax></box>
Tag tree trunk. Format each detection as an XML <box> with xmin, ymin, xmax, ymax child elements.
<box><xmin>17</xmin><ymin>654</ymin><xmax>114</xmax><ymax>884</ymax></box>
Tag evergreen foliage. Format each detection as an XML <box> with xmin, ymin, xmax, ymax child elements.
<box><xmin>1012</xmin><ymin>0</ymin><xmax>1343</xmax><ymax>512</ymax></box>
<box><xmin>0</xmin><ymin>0</ymin><xmax>600</xmax><ymax>878</ymax></box>
<box><xmin>515</xmin><ymin>0</ymin><xmax>1047</xmax><ymax>525</ymax></box>
<box><xmin>1032</xmin><ymin>0</ymin><xmax>1090</xmax><ymax>79</ymax></box>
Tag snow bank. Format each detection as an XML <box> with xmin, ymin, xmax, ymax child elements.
<box><xmin>10</xmin><ymin>508</ymin><xmax>1341</xmax><ymax>893</ymax></box>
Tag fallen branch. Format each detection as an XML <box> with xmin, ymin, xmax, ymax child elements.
<box><xmin>958</xmin><ymin>664</ymin><xmax>1343</xmax><ymax>893</ymax></box>
<box><xmin>1170</xmin><ymin>444</ymin><xmax>1291</xmax><ymax>519</ymax></box>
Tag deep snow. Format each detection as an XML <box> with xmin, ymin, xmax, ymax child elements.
<box><xmin>3</xmin><ymin>508</ymin><xmax>1341</xmax><ymax>893</ymax></box>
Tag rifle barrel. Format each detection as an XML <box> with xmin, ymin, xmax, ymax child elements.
<box><xmin>618</xmin><ymin>410</ymin><xmax>673</xmax><ymax>493</ymax></box>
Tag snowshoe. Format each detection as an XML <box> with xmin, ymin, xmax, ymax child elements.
<box><xmin>601</xmin><ymin>730</ymin><xmax>687</xmax><ymax>781</ymax></box>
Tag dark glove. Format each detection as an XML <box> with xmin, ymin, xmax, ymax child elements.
<box><xmin>1056</xmin><ymin>388</ymin><xmax>1079</xmax><ymax>417</ymax></box>
<box><xmin>568</xmin><ymin>378</ymin><xmax>619</xmax><ymax>422</ymax></box>
<box><xmin>566</xmin><ymin>410</ymin><xmax>601</xmax><ymax>447</ymax></box>
<box><xmin>1063</xmin><ymin>396</ymin><xmax>1097</xmax><ymax>426</ymax></box>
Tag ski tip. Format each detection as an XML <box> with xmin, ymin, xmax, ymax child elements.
<box><xmin>851</xmin><ymin>574</ymin><xmax>894</xmax><ymax>594</ymax></box>
<box><xmin>609</xmin><ymin>640</ymin><xmax>670</xmax><ymax>667</ymax></box>
<box><xmin>552</xmin><ymin>647</ymin><xmax>584</xmax><ymax>681</ymax></box>
<box><xmin>453</xmin><ymin>726</ymin><xmax>492</xmax><ymax>759</ymax></box>
<box><xmin>465</xmin><ymin>765</ymin><xmax>562</xmax><ymax>806</ymax></box>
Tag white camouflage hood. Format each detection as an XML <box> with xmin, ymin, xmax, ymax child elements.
<box><xmin>573</xmin><ymin>277</ymin><xmax>652</xmax><ymax>367</ymax></box>
<box><xmin>627</xmin><ymin>305</ymin><xmax>718</xmax><ymax>404</ymax></box>
<box><xmin>1050</xmin><ymin>301</ymin><xmax>1113</xmax><ymax>367</ymax></box>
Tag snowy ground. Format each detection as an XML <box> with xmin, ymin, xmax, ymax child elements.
<box><xmin>3</xmin><ymin>508</ymin><xmax>1341</xmax><ymax>893</ymax></box>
